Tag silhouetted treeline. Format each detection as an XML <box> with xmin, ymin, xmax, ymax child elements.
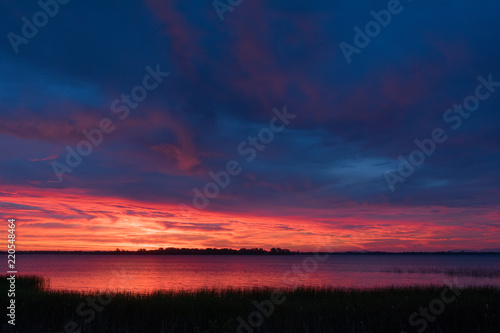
<box><xmin>11</xmin><ymin>247</ymin><xmax>298</xmax><ymax>255</ymax></box>
<box><xmin>133</xmin><ymin>247</ymin><xmax>295</xmax><ymax>255</ymax></box>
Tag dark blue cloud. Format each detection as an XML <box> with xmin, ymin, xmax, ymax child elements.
<box><xmin>0</xmin><ymin>0</ymin><xmax>499</xmax><ymax>214</ymax></box>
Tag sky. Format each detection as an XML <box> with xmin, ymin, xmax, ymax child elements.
<box><xmin>0</xmin><ymin>0</ymin><xmax>499</xmax><ymax>251</ymax></box>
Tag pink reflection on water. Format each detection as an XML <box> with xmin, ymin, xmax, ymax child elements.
<box><xmin>17</xmin><ymin>254</ymin><xmax>500</xmax><ymax>293</ymax></box>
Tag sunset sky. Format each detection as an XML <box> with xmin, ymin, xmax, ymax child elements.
<box><xmin>0</xmin><ymin>0</ymin><xmax>499</xmax><ymax>251</ymax></box>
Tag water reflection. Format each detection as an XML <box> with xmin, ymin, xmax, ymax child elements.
<box><xmin>17</xmin><ymin>254</ymin><xmax>500</xmax><ymax>293</ymax></box>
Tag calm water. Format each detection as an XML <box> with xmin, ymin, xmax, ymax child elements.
<box><xmin>16</xmin><ymin>254</ymin><xmax>500</xmax><ymax>292</ymax></box>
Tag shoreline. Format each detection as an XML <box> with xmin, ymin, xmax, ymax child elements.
<box><xmin>4</xmin><ymin>250</ymin><xmax>500</xmax><ymax>255</ymax></box>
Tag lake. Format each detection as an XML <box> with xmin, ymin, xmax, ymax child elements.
<box><xmin>16</xmin><ymin>254</ymin><xmax>500</xmax><ymax>293</ymax></box>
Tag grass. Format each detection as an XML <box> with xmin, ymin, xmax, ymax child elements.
<box><xmin>1</xmin><ymin>275</ymin><xmax>499</xmax><ymax>333</ymax></box>
<box><xmin>382</xmin><ymin>266</ymin><xmax>500</xmax><ymax>278</ymax></box>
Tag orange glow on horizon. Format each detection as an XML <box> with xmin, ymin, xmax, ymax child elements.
<box><xmin>1</xmin><ymin>185</ymin><xmax>499</xmax><ymax>252</ymax></box>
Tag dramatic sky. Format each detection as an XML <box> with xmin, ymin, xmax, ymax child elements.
<box><xmin>0</xmin><ymin>0</ymin><xmax>499</xmax><ymax>251</ymax></box>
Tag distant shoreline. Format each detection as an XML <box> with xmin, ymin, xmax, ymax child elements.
<box><xmin>4</xmin><ymin>250</ymin><xmax>500</xmax><ymax>255</ymax></box>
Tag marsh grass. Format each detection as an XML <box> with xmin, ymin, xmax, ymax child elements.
<box><xmin>1</xmin><ymin>275</ymin><xmax>499</xmax><ymax>332</ymax></box>
<box><xmin>382</xmin><ymin>266</ymin><xmax>500</xmax><ymax>278</ymax></box>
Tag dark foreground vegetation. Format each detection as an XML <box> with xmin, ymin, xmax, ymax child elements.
<box><xmin>1</xmin><ymin>276</ymin><xmax>499</xmax><ymax>333</ymax></box>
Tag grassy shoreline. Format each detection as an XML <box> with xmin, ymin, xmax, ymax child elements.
<box><xmin>2</xmin><ymin>276</ymin><xmax>499</xmax><ymax>333</ymax></box>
